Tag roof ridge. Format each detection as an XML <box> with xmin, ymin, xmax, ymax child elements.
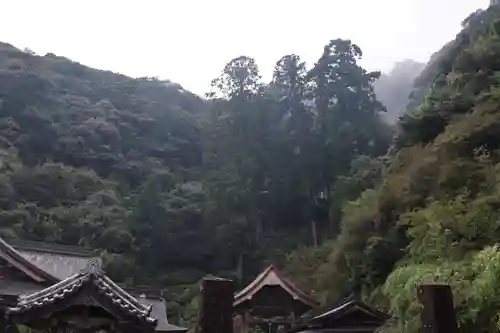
<box><xmin>101</xmin><ymin>274</ymin><xmax>153</xmax><ymax>313</ymax></box>
<box><xmin>310</xmin><ymin>297</ymin><xmax>391</xmax><ymax>322</ymax></box>
<box><xmin>8</xmin><ymin>265</ymin><xmax>157</xmax><ymax>327</ymax></box>
<box><xmin>6</xmin><ymin>238</ymin><xmax>97</xmax><ymax>257</ymax></box>
<box><xmin>17</xmin><ymin>271</ymin><xmax>86</xmax><ymax>305</ymax></box>
<box><xmin>234</xmin><ymin>264</ymin><xmax>318</xmax><ymax>308</ymax></box>
<box><xmin>272</xmin><ymin>266</ymin><xmax>318</xmax><ymax>305</ymax></box>
<box><xmin>233</xmin><ymin>265</ymin><xmax>272</xmax><ymax>302</ymax></box>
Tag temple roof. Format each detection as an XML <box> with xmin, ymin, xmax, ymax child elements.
<box><xmin>291</xmin><ymin>296</ymin><xmax>390</xmax><ymax>333</ymax></box>
<box><xmin>135</xmin><ymin>295</ymin><xmax>187</xmax><ymax>333</ymax></box>
<box><xmin>7</xmin><ymin>259</ymin><xmax>157</xmax><ymax>328</ymax></box>
<box><xmin>309</xmin><ymin>298</ymin><xmax>390</xmax><ymax>323</ymax></box>
<box><xmin>233</xmin><ymin>264</ymin><xmax>318</xmax><ymax>309</ymax></box>
<box><xmin>8</xmin><ymin>238</ymin><xmax>99</xmax><ymax>280</ymax></box>
<box><xmin>0</xmin><ymin>281</ymin><xmax>44</xmax><ymax>296</ymax></box>
<box><xmin>0</xmin><ymin>237</ymin><xmax>57</xmax><ymax>284</ymax></box>
<box><xmin>0</xmin><ymin>237</ymin><xmax>186</xmax><ymax>332</ymax></box>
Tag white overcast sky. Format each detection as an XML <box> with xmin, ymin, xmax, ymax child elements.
<box><xmin>0</xmin><ymin>0</ymin><xmax>490</xmax><ymax>96</ymax></box>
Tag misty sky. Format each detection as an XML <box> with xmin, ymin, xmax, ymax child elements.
<box><xmin>0</xmin><ymin>0</ymin><xmax>490</xmax><ymax>95</ymax></box>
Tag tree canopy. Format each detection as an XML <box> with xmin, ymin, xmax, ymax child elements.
<box><xmin>286</xmin><ymin>6</ymin><xmax>500</xmax><ymax>332</ymax></box>
<box><xmin>0</xmin><ymin>39</ymin><xmax>391</xmax><ymax>325</ymax></box>
<box><xmin>3</xmin><ymin>5</ymin><xmax>500</xmax><ymax>331</ymax></box>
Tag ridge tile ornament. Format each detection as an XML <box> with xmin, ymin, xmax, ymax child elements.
<box><xmin>80</xmin><ymin>258</ymin><xmax>104</xmax><ymax>275</ymax></box>
<box><xmin>0</xmin><ymin>236</ymin><xmax>185</xmax><ymax>333</ymax></box>
<box><xmin>7</xmin><ymin>255</ymin><xmax>157</xmax><ymax>331</ymax></box>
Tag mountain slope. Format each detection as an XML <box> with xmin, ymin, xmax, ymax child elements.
<box><xmin>0</xmin><ymin>42</ymin><xmax>212</xmax><ymax>287</ymax></box>
<box><xmin>6</xmin><ymin>7</ymin><xmax>500</xmax><ymax>330</ymax></box>
<box><xmin>287</xmin><ymin>6</ymin><xmax>500</xmax><ymax>333</ymax></box>
<box><xmin>0</xmin><ymin>40</ymin><xmax>394</xmax><ymax>326</ymax></box>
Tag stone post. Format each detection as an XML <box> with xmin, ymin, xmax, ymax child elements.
<box><xmin>417</xmin><ymin>284</ymin><xmax>459</xmax><ymax>333</ymax></box>
<box><xmin>199</xmin><ymin>277</ymin><xmax>234</xmax><ymax>333</ymax></box>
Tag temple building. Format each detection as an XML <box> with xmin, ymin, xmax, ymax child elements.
<box><xmin>233</xmin><ymin>265</ymin><xmax>389</xmax><ymax>333</ymax></box>
<box><xmin>291</xmin><ymin>296</ymin><xmax>390</xmax><ymax>333</ymax></box>
<box><xmin>233</xmin><ymin>264</ymin><xmax>319</xmax><ymax>333</ymax></box>
<box><xmin>0</xmin><ymin>236</ymin><xmax>186</xmax><ymax>333</ymax></box>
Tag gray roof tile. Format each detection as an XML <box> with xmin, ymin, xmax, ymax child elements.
<box><xmin>7</xmin><ymin>238</ymin><xmax>98</xmax><ymax>281</ymax></box>
<box><xmin>2</xmin><ymin>238</ymin><xmax>186</xmax><ymax>332</ymax></box>
<box><xmin>0</xmin><ymin>281</ymin><xmax>43</xmax><ymax>296</ymax></box>
<box><xmin>15</xmin><ymin>250</ymin><xmax>98</xmax><ymax>280</ymax></box>
<box><xmin>136</xmin><ymin>296</ymin><xmax>187</xmax><ymax>332</ymax></box>
<box><xmin>8</xmin><ymin>259</ymin><xmax>157</xmax><ymax>327</ymax></box>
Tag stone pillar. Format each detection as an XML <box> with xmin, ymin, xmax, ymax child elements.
<box><xmin>418</xmin><ymin>284</ymin><xmax>458</xmax><ymax>333</ymax></box>
<box><xmin>199</xmin><ymin>277</ymin><xmax>235</xmax><ymax>333</ymax></box>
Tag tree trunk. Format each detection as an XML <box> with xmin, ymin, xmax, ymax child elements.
<box><xmin>311</xmin><ymin>220</ymin><xmax>318</xmax><ymax>247</ymax></box>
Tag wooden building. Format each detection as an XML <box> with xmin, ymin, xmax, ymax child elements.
<box><xmin>233</xmin><ymin>265</ymin><xmax>318</xmax><ymax>333</ymax></box>
<box><xmin>291</xmin><ymin>296</ymin><xmax>390</xmax><ymax>333</ymax></box>
<box><xmin>232</xmin><ymin>265</ymin><xmax>389</xmax><ymax>333</ymax></box>
<box><xmin>0</xmin><ymin>236</ymin><xmax>186</xmax><ymax>333</ymax></box>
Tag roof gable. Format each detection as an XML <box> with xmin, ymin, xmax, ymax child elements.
<box><xmin>1</xmin><ymin>238</ymin><xmax>183</xmax><ymax>332</ymax></box>
<box><xmin>309</xmin><ymin>298</ymin><xmax>390</xmax><ymax>328</ymax></box>
<box><xmin>234</xmin><ymin>265</ymin><xmax>318</xmax><ymax>309</ymax></box>
<box><xmin>7</xmin><ymin>259</ymin><xmax>157</xmax><ymax>330</ymax></box>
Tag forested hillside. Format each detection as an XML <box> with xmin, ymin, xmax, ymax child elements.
<box><xmin>0</xmin><ymin>41</ymin><xmax>209</xmax><ymax>292</ymax></box>
<box><xmin>286</xmin><ymin>6</ymin><xmax>500</xmax><ymax>333</ymax></box>
<box><xmin>2</xmin><ymin>3</ymin><xmax>500</xmax><ymax>332</ymax></box>
<box><xmin>0</xmin><ymin>39</ymin><xmax>392</xmax><ymax>324</ymax></box>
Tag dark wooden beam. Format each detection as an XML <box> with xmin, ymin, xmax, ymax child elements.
<box><xmin>247</xmin><ymin>318</ymin><xmax>293</xmax><ymax>325</ymax></box>
<box><xmin>199</xmin><ymin>277</ymin><xmax>234</xmax><ymax>333</ymax></box>
<box><xmin>417</xmin><ymin>284</ymin><xmax>459</xmax><ymax>333</ymax></box>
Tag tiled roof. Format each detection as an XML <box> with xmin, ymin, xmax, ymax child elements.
<box><xmin>0</xmin><ymin>237</ymin><xmax>185</xmax><ymax>332</ymax></box>
<box><xmin>7</xmin><ymin>259</ymin><xmax>157</xmax><ymax>327</ymax></box>
<box><xmin>136</xmin><ymin>295</ymin><xmax>187</xmax><ymax>332</ymax></box>
<box><xmin>0</xmin><ymin>281</ymin><xmax>43</xmax><ymax>296</ymax></box>
<box><xmin>290</xmin><ymin>297</ymin><xmax>390</xmax><ymax>333</ymax></box>
<box><xmin>310</xmin><ymin>298</ymin><xmax>390</xmax><ymax>323</ymax></box>
<box><xmin>234</xmin><ymin>264</ymin><xmax>318</xmax><ymax>309</ymax></box>
<box><xmin>7</xmin><ymin>238</ymin><xmax>99</xmax><ymax>280</ymax></box>
<box><xmin>7</xmin><ymin>239</ymin><xmax>97</xmax><ymax>256</ymax></box>
<box><xmin>0</xmin><ymin>237</ymin><xmax>57</xmax><ymax>284</ymax></box>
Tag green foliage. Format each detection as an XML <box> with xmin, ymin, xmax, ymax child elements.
<box><xmin>202</xmin><ymin>39</ymin><xmax>391</xmax><ymax>289</ymax></box>
<box><xmin>8</xmin><ymin>6</ymin><xmax>500</xmax><ymax>331</ymax></box>
<box><xmin>285</xmin><ymin>6</ymin><xmax>500</xmax><ymax>333</ymax></box>
<box><xmin>384</xmin><ymin>246</ymin><xmax>500</xmax><ymax>333</ymax></box>
<box><xmin>0</xmin><ymin>43</ymin><xmax>209</xmax><ymax>316</ymax></box>
<box><xmin>0</xmin><ymin>37</ymin><xmax>392</xmax><ymax>326</ymax></box>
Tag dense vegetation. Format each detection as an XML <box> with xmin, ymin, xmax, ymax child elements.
<box><xmin>3</xmin><ymin>3</ymin><xmax>500</xmax><ymax>332</ymax></box>
<box><xmin>0</xmin><ymin>42</ymin><xmax>209</xmax><ymax>315</ymax></box>
<box><xmin>286</xmin><ymin>6</ymin><xmax>500</xmax><ymax>333</ymax></box>
<box><xmin>0</xmin><ymin>39</ymin><xmax>392</xmax><ymax>324</ymax></box>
